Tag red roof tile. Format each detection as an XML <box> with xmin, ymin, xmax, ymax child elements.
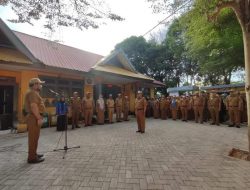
<box><xmin>14</xmin><ymin>31</ymin><xmax>103</xmax><ymax>72</ymax></box>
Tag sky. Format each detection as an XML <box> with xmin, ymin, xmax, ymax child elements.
<box><xmin>0</xmin><ymin>0</ymin><xmax>168</xmax><ymax>56</ymax></box>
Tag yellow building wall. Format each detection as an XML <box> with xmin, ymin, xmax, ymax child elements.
<box><xmin>0</xmin><ymin>47</ymin><xmax>31</xmax><ymax>64</ymax></box>
<box><xmin>150</xmin><ymin>88</ymin><xmax>155</xmax><ymax>98</ymax></box>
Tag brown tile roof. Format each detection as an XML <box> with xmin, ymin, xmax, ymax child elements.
<box><xmin>14</xmin><ymin>31</ymin><xmax>103</xmax><ymax>72</ymax></box>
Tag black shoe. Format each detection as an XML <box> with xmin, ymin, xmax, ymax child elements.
<box><xmin>141</xmin><ymin>131</ymin><xmax>145</xmax><ymax>133</ymax></box>
<box><xmin>236</xmin><ymin>125</ymin><xmax>241</xmax><ymax>128</ymax></box>
<box><xmin>228</xmin><ymin>124</ymin><xmax>234</xmax><ymax>127</ymax></box>
<box><xmin>28</xmin><ymin>157</ymin><xmax>45</xmax><ymax>164</ymax></box>
<box><xmin>136</xmin><ymin>130</ymin><xmax>141</xmax><ymax>133</ymax></box>
<box><xmin>76</xmin><ymin>125</ymin><xmax>80</xmax><ymax>128</ymax></box>
<box><xmin>36</xmin><ymin>154</ymin><xmax>44</xmax><ymax>158</ymax></box>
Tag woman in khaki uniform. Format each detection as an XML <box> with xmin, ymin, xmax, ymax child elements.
<box><xmin>96</xmin><ymin>94</ymin><xmax>105</xmax><ymax>124</ymax></box>
<box><xmin>135</xmin><ymin>91</ymin><xmax>147</xmax><ymax>133</ymax></box>
<box><xmin>24</xmin><ymin>78</ymin><xmax>45</xmax><ymax>164</ymax></box>
<box><xmin>153</xmin><ymin>96</ymin><xmax>160</xmax><ymax>119</ymax></box>
<box><xmin>123</xmin><ymin>95</ymin><xmax>130</xmax><ymax>121</ymax></box>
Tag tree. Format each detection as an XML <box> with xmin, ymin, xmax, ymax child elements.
<box><xmin>114</xmin><ymin>36</ymin><xmax>181</xmax><ymax>93</ymax></box>
<box><xmin>147</xmin><ymin>0</ymin><xmax>250</xmax><ymax>159</ymax></box>
<box><xmin>0</xmin><ymin>0</ymin><xmax>124</xmax><ymax>31</ymax></box>
<box><xmin>183</xmin><ymin>7</ymin><xmax>244</xmax><ymax>85</ymax></box>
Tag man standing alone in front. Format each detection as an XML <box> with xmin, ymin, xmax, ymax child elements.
<box><xmin>24</xmin><ymin>78</ymin><xmax>45</xmax><ymax>164</ymax></box>
<box><xmin>135</xmin><ymin>91</ymin><xmax>147</xmax><ymax>133</ymax></box>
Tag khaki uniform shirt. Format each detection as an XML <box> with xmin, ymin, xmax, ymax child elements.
<box><xmin>135</xmin><ymin>97</ymin><xmax>147</xmax><ymax>111</ymax></box>
<box><xmin>24</xmin><ymin>90</ymin><xmax>45</xmax><ymax>114</ymax></box>
<box><xmin>107</xmin><ymin>99</ymin><xmax>115</xmax><ymax>108</ymax></box>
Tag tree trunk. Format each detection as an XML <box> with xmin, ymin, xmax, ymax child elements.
<box><xmin>242</xmin><ymin>31</ymin><xmax>250</xmax><ymax>155</ymax></box>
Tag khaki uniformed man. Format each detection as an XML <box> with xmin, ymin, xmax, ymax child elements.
<box><xmin>192</xmin><ymin>92</ymin><xmax>205</xmax><ymax>124</ymax></box>
<box><xmin>107</xmin><ymin>94</ymin><xmax>115</xmax><ymax>123</ymax></box>
<box><xmin>96</xmin><ymin>94</ymin><xmax>105</xmax><ymax>125</ymax></box>
<box><xmin>82</xmin><ymin>92</ymin><xmax>94</xmax><ymax>127</ymax></box>
<box><xmin>208</xmin><ymin>92</ymin><xmax>221</xmax><ymax>125</ymax></box>
<box><xmin>123</xmin><ymin>95</ymin><xmax>130</xmax><ymax>121</ymax></box>
<box><xmin>71</xmin><ymin>92</ymin><xmax>81</xmax><ymax>129</ymax></box>
<box><xmin>135</xmin><ymin>91</ymin><xmax>147</xmax><ymax>133</ymax></box>
<box><xmin>180</xmin><ymin>96</ymin><xmax>189</xmax><ymax>121</ymax></box>
<box><xmin>115</xmin><ymin>93</ymin><xmax>123</xmax><ymax>122</ymax></box>
<box><xmin>160</xmin><ymin>95</ymin><xmax>167</xmax><ymax>120</ymax></box>
<box><xmin>24</xmin><ymin>78</ymin><xmax>45</xmax><ymax>164</ymax></box>
<box><xmin>226</xmin><ymin>91</ymin><xmax>243</xmax><ymax>128</ymax></box>
<box><xmin>153</xmin><ymin>96</ymin><xmax>160</xmax><ymax>119</ymax></box>
<box><xmin>170</xmin><ymin>96</ymin><xmax>178</xmax><ymax>120</ymax></box>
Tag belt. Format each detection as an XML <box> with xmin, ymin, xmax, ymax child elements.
<box><xmin>85</xmin><ymin>108</ymin><xmax>92</xmax><ymax>109</ymax></box>
<box><xmin>229</xmin><ymin>106</ymin><xmax>238</xmax><ymax>107</ymax></box>
<box><xmin>109</xmin><ymin>107</ymin><xmax>114</xmax><ymax>108</ymax></box>
<box><xmin>137</xmin><ymin>108</ymin><xmax>144</xmax><ymax>110</ymax></box>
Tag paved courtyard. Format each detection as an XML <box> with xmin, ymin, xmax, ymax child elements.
<box><xmin>0</xmin><ymin>118</ymin><xmax>250</xmax><ymax>190</ymax></box>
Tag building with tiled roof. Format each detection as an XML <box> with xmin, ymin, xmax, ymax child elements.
<box><xmin>0</xmin><ymin>18</ymin><xmax>164</xmax><ymax>130</ymax></box>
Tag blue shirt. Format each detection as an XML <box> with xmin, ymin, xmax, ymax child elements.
<box><xmin>56</xmin><ymin>101</ymin><xmax>68</xmax><ymax>115</ymax></box>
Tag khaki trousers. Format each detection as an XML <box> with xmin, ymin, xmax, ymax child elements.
<box><xmin>27</xmin><ymin>114</ymin><xmax>41</xmax><ymax>161</ymax></box>
<box><xmin>72</xmin><ymin>111</ymin><xmax>80</xmax><ymax>127</ymax></box>
<box><xmin>171</xmin><ymin>108</ymin><xmax>177</xmax><ymax>120</ymax></box>
<box><xmin>136</xmin><ymin>110</ymin><xmax>145</xmax><ymax>132</ymax></box>
<box><xmin>194</xmin><ymin>107</ymin><xmax>204</xmax><ymax>123</ymax></box>
<box><xmin>123</xmin><ymin>108</ymin><xmax>129</xmax><ymax>121</ymax></box>
<box><xmin>181</xmin><ymin>107</ymin><xmax>188</xmax><ymax>121</ymax></box>
<box><xmin>108</xmin><ymin>108</ymin><xmax>114</xmax><ymax>123</ymax></box>
<box><xmin>229</xmin><ymin>108</ymin><xmax>240</xmax><ymax>126</ymax></box>
<box><xmin>116</xmin><ymin>107</ymin><xmax>122</xmax><ymax>121</ymax></box>
<box><xmin>84</xmin><ymin>109</ymin><xmax>93</xmax><ymax>126</ymax></box>
<box><xmin>209</xmin><ymin>108</ymin><xmax>220</xmax><ymax>125</ymax></box>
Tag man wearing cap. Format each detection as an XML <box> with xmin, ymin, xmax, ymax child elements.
<box><xmin>192</xmin><ymin>92</ymin><xmax>205</xmax><ymax>124</ymax></box>
<box><xmin>24</xmin><ymin>78</ymin><xmax>45</xmax><ymax>163</ymax></box>
<box><xmin>208</xmin><ymin>92</ymin><xmax>221</xmax><ymax>125</ymax></box>
<box><xmin>135</xmin><ymin>91</ymin><xmax>147</xmax><ymax>133</ymax></box>
<box><xmin>115</xmin><ymin>93</ymin><xmax>123</xmax><ymax>122</ymax></box>
<box><xmin>107</xmin><ymin>94</ymin><xmax>115</xmax><ymax>123</ymax></box>
<box><xmin>70</xmin><ymin>92</ymin><xmax>81</xmax><ymax>129</ymax></box>
<box><xmin>96</xmin><ymin>94</ymin><xmax>105</xmax><ymax>125</ymax></box>
<box><xmin>153</xmin><ymin>96</ymin><xmax>160</xmax><ymax>119</ymax></box>
<box><xmin>123</xmin><ymin>95</ymin><xmax>130</xmax><ymax>121</ymax></box>
<box><xmin>226</xmin><ymin>91</ymin><xmax>243</xmax><ymax>128</ymax></box>
<box><xmin>82</xmin><ymin>92</ymin><xmax>94</xmax><ymax>127</ymax></box>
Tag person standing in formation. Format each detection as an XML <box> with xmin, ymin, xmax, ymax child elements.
<box><xmin>180</xmin><ymin>96</ymin><xmax>189</xmax><ymax>122</ymax></box>
<box><xmin>192</xmin><ymin>92</ymin><xmax>205</xmax><ymax>124</ymax></box>
<box><xmin>153</xmin><ymin>96</ymin><xmax>160</xmax><ymax>119</ymax></box>
<box><xmin>82</xmin><ymin>92</ymin><xmax>94</xmax><ymax>127</ymax></box>
<box><xmin>115</xmin><ymin>93</ymin><xmax>123</xmax><ymax>122</ymax></box>
<box><xmin>24</xmin><ymin>78</ymin><xmax>45</xmax><ymax>164</ymax></box>
<box><xmin>160</xmin><ymin>95</ymin><xmax>167</xmax><ymax>120</ymax></box>
<box><xmin>96</xmin><ymin>94</ymin><xmax>105</xmax><ymax>125</ymax></box>
<box><xmin>226</xmin><ymin>91</ymin><xmax>243</xmax><ymax>128</ymax></box>
<box><xmin>135</xmin><ymin>91</ymin><xmax>147</xmax><ymax>133</ymax></box>
<box><xmin>56</xmin><ymin>96</ymin><xmax>68</xmax><ymax>131</ymax></box>
<box><xmin>70</xmin><ymin>92</ymin><xmax>81</xmax><ymax>129</ymax></box>
<box><xmin>170</xmin><ymin>96</ymin><xmax>178</xmax><ymax>120</ymax></box>
<box><xmin>107</xmin><ymin>94</ymin><xmax>115</xmax><ymax>123</ymax></box>
<box><xmin>208</xmin><ymin>92</ymin><xmax>221</xmax><ymax>126</ymax></box>
<box><xmin>123</xmin><ymin>95</ymin><xmax>130</xmax><ymax>121</ymax></box>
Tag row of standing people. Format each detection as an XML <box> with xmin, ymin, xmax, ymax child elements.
<box><xmin>56</xmin><ymin>92</ymin><xmax>130</xmax><ymax>130</ymax></box>
<box><xmin>146</xmin><ymin>91</ymin><xmax>247</xmax><ymax>128</ymax></box>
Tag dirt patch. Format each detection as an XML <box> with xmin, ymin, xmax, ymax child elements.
<box><xmin>229</xmin><ymin>148</ymin><xmax>250</xmax><ymax>161</ymax></box>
